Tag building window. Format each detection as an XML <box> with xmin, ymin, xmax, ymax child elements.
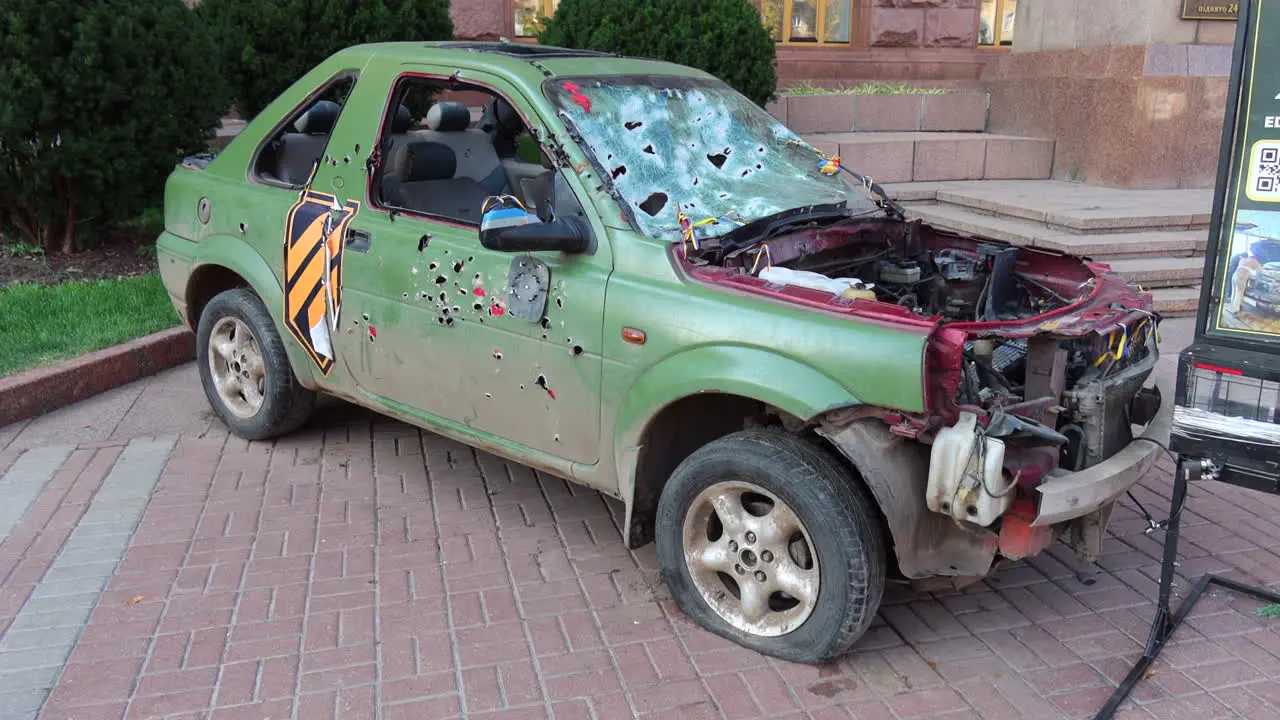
<box><xmin>514</xmin><ymin>0</ymin><xmax>560</xmax><ymax>38</ymax></box>
<box><xmin>978</xmin><ymin>0</ymin><xmax>1017</xmax><ymax>47</ymax></box>
<box><xmin>761</xmin><ymin>0</ymin><xmax>853</xmax><ymax>44</ymax></box>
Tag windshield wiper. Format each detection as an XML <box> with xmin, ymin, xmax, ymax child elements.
<box><xmin>782</xmin><ymin>139</ymin><xmax>906</xmax><ymax>222</ymax></box>
<box><xmin>717</xmin><ymin>202</ymin><xmax>854</xmax><ymax>255</ymax></box>
<box><xmin>843</xmin><ymin>168</ymin><xmax>906</xmax><ymax>222</ymax></box>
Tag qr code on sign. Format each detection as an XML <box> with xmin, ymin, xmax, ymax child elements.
<box><xmin>1247</xmin><ymin>141</ymin><xmax>1280</xmax><ymax>201</ymax></box>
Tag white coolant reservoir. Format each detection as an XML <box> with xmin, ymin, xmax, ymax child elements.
<box><xmin>926</xmin><ymin>412</ymin><xmax>1013</xmax><ymax>527</ymax></box>
<box><xmin>757</xmin><ymin>266</ymin><xmax>874</xmax><ymax>297</ymax></box>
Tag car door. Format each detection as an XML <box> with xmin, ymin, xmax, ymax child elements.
<box><xmin>288</xmin><ymin>63</ymin><xmax>472</xmax><ymax>422</ymax></box>
<box><xmin>460</xmin><ymin>163</ymin><xmax>613</xmax><ymax>466</ymax></box>
<box><xmin>230</xmin><ymin>70</ymin><xmax>364</xmax><ymax>391</ymax></box>
<box><xmin>309</xmin><ymin>62</ymin><xmax>611</xmax><ymax>465</ymax></box>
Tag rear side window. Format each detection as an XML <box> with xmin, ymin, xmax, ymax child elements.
<box><xmin>252</xmin><ymin>75</ymin><xmax>357</xmax><ymax>188</ymax></box>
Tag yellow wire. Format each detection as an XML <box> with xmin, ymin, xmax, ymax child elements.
<box><xmin>482</xmin><ymin>194</ymin><xmax>528</xmax><ymax>214</ymax></box>
<box><xmin>675</xmin><ymin>207</ymin><xmax>750</xmax><ymax>252</ymax></box>
<box><xmin>749</xmin><ymin>243</ymin><xmax>772</xmax><ymax>275</ymax></box>
<box><xmin>1094</xmin><ymin>323</ymin><xmax>1134</xmax><ymax>367</ymax></box>
<box><xmin>676</xmin><ymin>206</ymin><xmax>699</xmax><ymax>251</ymax></box>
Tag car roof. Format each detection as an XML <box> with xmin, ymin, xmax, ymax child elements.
<box><xmin>337</xmin><ymin>41</ymin><xmax>717</xmax><ymax>83</ymax></box>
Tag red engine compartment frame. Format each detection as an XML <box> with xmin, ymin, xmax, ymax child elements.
<box><xmin>673</xmin><ymin>220</ymin><xmax>1158</xmax><ymax>429</ymax></box>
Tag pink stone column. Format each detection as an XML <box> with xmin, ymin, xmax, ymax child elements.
<box><xmin>452</xmin><ymin>0</ymin><xmax>509</xmax><ymax>40</ymax></box>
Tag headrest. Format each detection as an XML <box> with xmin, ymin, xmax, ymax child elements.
<box><xmin>294</xmin><ymin>100</ymin><xmax>341</xmax><ymax>134</ymax></box>
<box><xmin>426</xmin><ymin>102</ymin><xmax>471</xmax><ymax>132</ymax></box>
<box><xmin>404</xmin><ymin>142</ymin><xmax>457</xmax><ymax>182</ymax></box>
<box><xmin>390</xmin><ymin>105</ymin><xmax>413</xmax><ymax>134</ymax></box>
<box><xmin>493</xmin><ymin>98</ymin><xmax>523</xmax><ymax>135</ymax></box>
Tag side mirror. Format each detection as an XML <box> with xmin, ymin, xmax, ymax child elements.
<box><xmin>480</xmin><ymin>218</ymin><xmax>590</xmax><ymax>254</ymax></box>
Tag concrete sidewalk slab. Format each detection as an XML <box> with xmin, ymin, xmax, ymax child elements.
<box><xmin>0</xmin><ymin>327</ymin><xmax>194</xmax><ymax>428</ymax></box>
<box><xmin>3</xmin><ymin>365</ymin><xmax>211</xmax><ymax>453</ymax></box>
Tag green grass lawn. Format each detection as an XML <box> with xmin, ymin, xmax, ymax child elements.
<box><xmin>0</xmin><ymin>273</ymin><xmax>180</xmax><ymax>376</ymax></box>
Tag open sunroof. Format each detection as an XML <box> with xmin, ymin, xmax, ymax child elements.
<box><xmin>431</xmin><ymin>42</ymin><xmax>617</xmax><ymax>59</ymax></box>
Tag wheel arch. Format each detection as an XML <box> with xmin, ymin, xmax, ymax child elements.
<box><xmin>187</xmin><ymin>263</ymin><xmax>249</xmax><ymax>331</ymax></box>
<box><xmin>613</xmin><ymin>344</ymin><xmax>862</xmax><ymax>548</ymax></box>
<box><xmin>816</xmin><ymin>419</ymin><xmax>1000</xmax><ymax>583</ymax></box>
<box><xmin>186</xmin><ymin>235</ymin><xmax>319</xmax><ymax>389</ymax></box>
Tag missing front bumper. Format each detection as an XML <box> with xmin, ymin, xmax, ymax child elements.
<box><xmin>1032</xmin><ymin>374</ymin><xmax>1173</xmax><ymax>527</ymax></box>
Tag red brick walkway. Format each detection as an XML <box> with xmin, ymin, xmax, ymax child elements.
<box><xmin>2</xmin><ymin>348</ymin><xmax>1280</xmax><ymax>719</ymax></box>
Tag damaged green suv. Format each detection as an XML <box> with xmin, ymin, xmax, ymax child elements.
<box><xmin>157</xmin><ymin>42</ymin><xmax>1172</xmax><ymax>663</ymax></box>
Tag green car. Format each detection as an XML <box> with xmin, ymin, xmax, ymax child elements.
<box><xmin>157</xmin><ymin>41</ymin><xmax>1172</xmax><ymax>663</ymax></box>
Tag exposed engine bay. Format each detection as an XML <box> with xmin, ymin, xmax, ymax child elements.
<box><xmin>679</xmin><ymin>212</ymin><xmax>1164</xmax><ymax>563</ymax></box>
<box><xmin>685</xmin><ymin>212</ymin><xmax>1107</xmax><ymax>327</ymax></box>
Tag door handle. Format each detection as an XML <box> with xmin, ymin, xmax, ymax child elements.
<box><xmin>346</xmin><ymin>227</ymin><xmax>372</xmax><ymax>253</ymax></box>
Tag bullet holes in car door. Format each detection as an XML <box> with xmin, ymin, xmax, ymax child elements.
<box><xmin>363</xmin><ymin>72</ymin><xmax>611</xmax><ymax>464</ymax></box>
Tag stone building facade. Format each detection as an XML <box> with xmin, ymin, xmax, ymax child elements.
<box><xmin>985</xmin><ymin>0</ymin><xmax>1238</xmax><ymax>188</ymax></box>
<box><xmin>447</xmin><ymin>1</ymin><xmax>1242</xmax><ymax>189</ymax></box>
<box><xmin>452</xmin><ymin>0</ymin><xmax>1006</xmax><ymax>86</ymax></box>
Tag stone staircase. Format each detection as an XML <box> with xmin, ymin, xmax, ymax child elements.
<box><xmin>802</xmin><ymin>131</ymin><xmax>1054</xmax><ymax>183</ymax></box>
<box><xmin>785</xmin><ymin>91</ymin><xmax>1056</xmax><ymax>183</ymax></box>
<box><xmin>779</xmin><ymin>91</ymin><xmax>1207</xmax><ymax>317</ymax></box>
<box><xmin>886</xmin><ymin>180</ymin><xmax>1211</xmax><ymax>317</ymax></box>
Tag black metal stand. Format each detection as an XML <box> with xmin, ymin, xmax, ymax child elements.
<box><xmin>1095</xmin><ymin>456</ymin><xmax>1280</xmax><ymax>719</ymax></box>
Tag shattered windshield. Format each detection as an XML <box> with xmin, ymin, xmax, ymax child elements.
<box><xmin>544</xmin><ymin>76</ymin><xmax>880</xmax><ymax>242</ymax></box>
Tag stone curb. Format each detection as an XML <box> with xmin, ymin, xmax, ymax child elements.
<box><xmin>0</xmin><ymin>326</ymin><xmax>195</xmax><ymax>427</ymax></box>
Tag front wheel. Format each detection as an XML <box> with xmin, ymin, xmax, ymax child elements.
<box><xmin>196</xmin><ymin>288</ymin><xmax>315</xmax><ymax>440</ymax></box>
<box><xmin>655</xmin><ymin>430</ymin><xmax>885</xmax><ymax>664</ymax></box>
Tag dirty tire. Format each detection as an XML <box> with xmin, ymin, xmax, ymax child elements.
<box><xmin>196</xmin><ymin>288</ymin><xmax>315</xmax><ymax>441</ymax></box>
<box><xmin>656</xmin><ymin>429</ymin><xmax>885</xmax><ymax>664</ymax></box>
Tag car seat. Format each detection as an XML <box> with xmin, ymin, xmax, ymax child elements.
<box><xmin>479</xmin><ymin>97</ymin><xmax>526</xmax><ymax>159</ymax></box>
<box><xmin>268</xmin><ymin>100</ymin><xmax>342</xmax><ymax>186</ymax></box>
<box><xmin>382</xmin><ymin>140</ymin><xmax>491</xmax><ymax>224</ymax></box>
<box><xmin>418</xmin><ymin>101</ymin><xmax>511</xmax><ymax>195</ymax></box>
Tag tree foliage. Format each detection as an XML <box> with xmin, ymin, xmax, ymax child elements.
<box><xmin>198</xmin><ymin>0</ymin><xmax>455</xmax><ymax>120</ymax></box>
<box><xmin>0</xmin><ymin>0</ymin><xmax>228</xmax><ymax>252</ymax></box>
<box><xmin>538</xmin><ymin>0</ymin><xmax>778</xmax><ymax>107</ymax></box>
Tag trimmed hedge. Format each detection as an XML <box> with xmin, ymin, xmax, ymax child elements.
<box><xmin>538</xmin><ymin>0</ymin><xmax>778</xmax><ymax>107</ymax></box>
<box><xmin>0</xmin><ymin>0</ymin><xmax>227</xmax><ymax>252</ymax></box>
<box><xmin>197</xmin><ymin>0</ymin><xmax>455</xmax><ymax>119</ymax></box>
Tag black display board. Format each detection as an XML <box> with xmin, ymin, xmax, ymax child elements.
<box><xmin>1201</xmin><ymin>0</ymin><xmax>1280</xmax><ymax>348</ymax></box>
<box><xmin>1097</xmin><ymin>5</ymin><xmax>1280</xmax><ymax>715</ymax></box>
<box><xmin>1180</xmin><ymin>0</ymin><xmax>1280</xmax><ymax>466</ymax></box>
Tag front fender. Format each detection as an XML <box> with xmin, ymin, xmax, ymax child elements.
<box><xmin>617</xmin><ymin>345</ymin><xmax>861</xmax><ymax>447</ymax></box>
<box><xmin>190</xmin><ymin>233</ymin><xmax>319</xmax><ymax>389</ymax></box>
<box><xmin>613</xmin><ymin>344</ymin><xmax>861</xmax><ymax>522</ymax></box>
<box><xmin>817</xmin><ymin>419</ymin><xmax>998</xmax><ymax>581</ymax></box>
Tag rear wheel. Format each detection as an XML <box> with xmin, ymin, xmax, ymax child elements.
<box><xmin>196</xmin><ymin>288</ymin><xmax>315</xmax><ymax>440</ymax></box>
<box><xmin>655</xmin><ymin>430</ymin><xmax>885</xmax><ymax>664</ymax></box>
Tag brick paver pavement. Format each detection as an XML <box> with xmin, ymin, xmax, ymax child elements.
<box><xmin>3</xmin><ymin>318</ymin><xmax>1280</xmax><ymax>719</ymax></box>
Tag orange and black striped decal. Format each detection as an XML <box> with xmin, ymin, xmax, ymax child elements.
<box><xmin>282</xmin><ymin>189</ymin><xmax>360</xmax><ymax>376</ymax></box>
